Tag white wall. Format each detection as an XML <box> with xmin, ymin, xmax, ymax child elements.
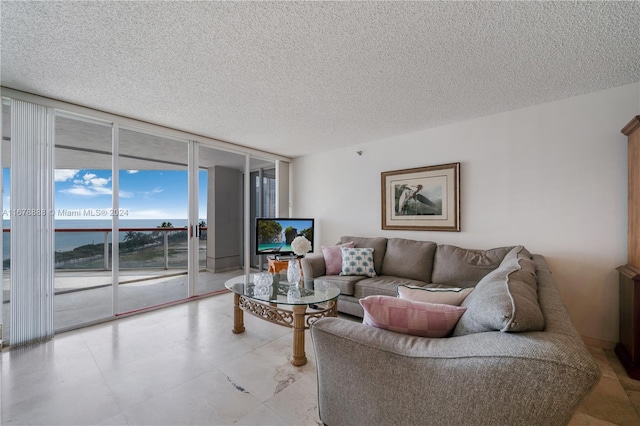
<box><xmin>292</xmin><ymin>83</ymin><xmax>640</xmax><ymax>344</ymax></box>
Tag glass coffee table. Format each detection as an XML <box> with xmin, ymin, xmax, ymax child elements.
<box><xmin>225</xmin><ymin>273</ymin><xmax>340</xmax><ymax>366</ymax></box>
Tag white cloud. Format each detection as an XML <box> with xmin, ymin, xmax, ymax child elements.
<box><xmin>136</xmin><ymin>187</ymin><xmax>164</xmax><ymax>197</ymax></box>
<box><xmin>60</xmin><ymin>186</ymin><xmax>96</xmax><ymax>197</ymax></box>
<box><xmin>55</xmin><ymin>169</ymin><xmax>79</xmax><ymax>182</ymax></box>
<box><xmin>60</xmin><ymin>185</ymin><xmax>134</xmax><ymax>199</ymax></box>
<box><xmin>91</xmin><ymin>186</ymin><xmax>112</xmax><ymax>195</ymax></box>
<box><xmin>90</xmin><ymin>177</ymin><xmax>110</xmax><ymax>187</ymax></box>
<box><xmin>126</xmin><ymin>170</ymin><xmax>139</xmax><ymax>174</ymax></box>
<box><xmin>59</xmin><ymin>173</ymin><xmax>115</xmax><ymax>197</ymax></box>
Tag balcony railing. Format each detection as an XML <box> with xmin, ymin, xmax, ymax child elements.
<box><xmin>2</xmin><ymin>226</ymin><xmax>207</xmax><ymax>271</ymax></box>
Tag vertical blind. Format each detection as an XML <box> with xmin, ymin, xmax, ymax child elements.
<box><xmin>10</xmin><ymin>99</ymin><xmax>55</xmax><ymax>346</ymax></box>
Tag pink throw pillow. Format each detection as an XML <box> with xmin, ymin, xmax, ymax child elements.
<box><xmin>322</xmin><ymin>241</ymin><xmax>355</xmax><ymax>275</ymax></box>
<box><xmin>359</xmin><ymin>295</ymin><xmax>466</xmax><ymax>338</ymax></box>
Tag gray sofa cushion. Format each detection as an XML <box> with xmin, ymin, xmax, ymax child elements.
<box><xmin>314</xmin><ymin>274</ymin><xmax>366</xmax><ymax>297</ymax></box>
<box><xmin>453</xmin><ymin>246</ymin><xmax>545</xmax><ymax>335</ymax></box>
<box><xmin>431</xmin><ymin>244</ymin><xmax>514</xmax><ymax>287</ymax></box>
<box><xmin>335</xmin><ymin>294</ymin><xmax>364</xmax><ymax>317</ymax></box>
<box><xmin>340</xmin><ymin>236</ymin><xmax>387</xmax><ymax>274</ymax></box>
<box><xmin>381</xmin><ymin>238</ymin><xmax>437</xmax><ymax>282</ymax></box>
<box><xmin>354</xmin><ymin>276</ymin><xmax>426</xmax><ymax>299</ymax></box>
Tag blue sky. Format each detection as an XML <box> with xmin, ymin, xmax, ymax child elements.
<box><xmin>270</xmin><ymin>219</ymin><xmax>313</xmax><ymax>231</ymax></box>
<box><xmin>3</xmin><ymin>168</ymin><xmax>208</xmax><ymax>220</ymax></box>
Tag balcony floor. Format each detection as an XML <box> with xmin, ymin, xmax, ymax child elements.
<box><xmin>2</xmin><ymin>267</ymin><xmax>260</xmax><ymax>344</ymax></box>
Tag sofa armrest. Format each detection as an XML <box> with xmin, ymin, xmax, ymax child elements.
<box><xmin>311</xmin><ymin>318</ymin><xmax>600</xmax><ymax>426</ymax></box>
<box><xmin>301</xmin><ymin>253</ymin><xmax>326</xmax><ymax>278</ymax></box>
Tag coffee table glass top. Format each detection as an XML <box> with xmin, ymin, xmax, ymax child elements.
<box><xmin>225</xmin><ymin>273</ymin><xmax>340</xmax><ymax>306</ymax></box>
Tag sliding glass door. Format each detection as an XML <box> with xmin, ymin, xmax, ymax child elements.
<box><xmin>1</xmin><ymin>90</ymin><xmax>289</xmax><ymax>346</ymax></box>
<box><xmin>116</xmin><ymin>128</ymin><xmax>190</xmax><ymax>313</ymax></box>
<box><xmin>54</xmin><ymin>113</ymin><xmax>114</xmax><ymax>330</ymax></box>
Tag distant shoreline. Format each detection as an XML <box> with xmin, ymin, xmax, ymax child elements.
<box><xmin>2</xmin><ymin>219</ymin><xmax>201</xmax><ymax>259</ymax></box>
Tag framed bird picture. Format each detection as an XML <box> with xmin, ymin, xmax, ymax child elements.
<box><xmin>381</xmin><ymin>163</ymin><xmax>460</xmax><ymax>231</ymax></box>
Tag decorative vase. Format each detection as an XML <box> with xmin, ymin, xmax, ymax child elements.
<box><xmin>253</xmin><ymin>272</ymin><xmax>273</xmax><ymax>298</ymax></box>
<box><xmin>287</xmin><ymin>259</ymin><xmax>301</xmax><ymax>286</ymax></box>
<box><xmin>287</xmin><ymin>286</ymin><xmax>301</xmax><ymax>302</ymax></box>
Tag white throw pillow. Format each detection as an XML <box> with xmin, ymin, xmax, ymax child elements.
<box><xmin>397</xmin><ymin>285</ymin><xmax>473</xmax><ymax>306</ymax></box>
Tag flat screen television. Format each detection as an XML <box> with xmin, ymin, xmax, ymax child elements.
<box><xmin>255</xmin><ymin>217</ymin><xmax>314</xmax><ymax>257</ymax></box>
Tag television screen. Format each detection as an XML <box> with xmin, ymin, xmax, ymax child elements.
<box><xmin>256</xmin><ymin>218</ymin><xmax>314</xmax><ymax>256</ymax></box>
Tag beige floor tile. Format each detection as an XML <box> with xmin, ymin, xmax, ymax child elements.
<box><xmin>3</xmin><ymin>373</ymin><xmax>121</xmax><ymax>425</ymax></box>
<box><xmin>98</xmin><ymin>413</ymin><xmax>130</xmax><ymax>426</ymax></box>
<box><xmin>265</xmin><ymin>372</ymin><xmax>322</xmax><ymax>425</ymax></box>
<box><xmin>577</xmin><ymin>375</ymin><xmax>640</xmax><ymax>426</ymax></box>
<box><xmin>120</xmin><ymin>368</ymin><xmax>262</xmax><ymax>425</ymax></box>
<box><xmin>628</xmin><ymin>390</ymin><xmax>640</xmax><ymax>420</ymax></box>
<box><xmin>4</xmin><ymin>281</ymin><xmax>640</xmax><ymax>426</ymax></box>
<box><xmin>605</xmin><ymin>349</ymin><xmax>640</xmax><ymax>393</ymax></box>
<box><xmin>589</xmin><ymin>347</ymin><xmax>617</xmax><ymax>380</ymax></box>
<box><xmin>569</xmin><ymin>412</ymin><xmax>619</xmax><ymax>426</ymax></box>
<box><xmin>234</xmin><ymin>404</ymin><xmax>290</xmax><ymax>426</ymax></box>
<box><xmin>217</xmin><ymin>337</ymin><xmax>315</xmax><ymax>403</ymax></box>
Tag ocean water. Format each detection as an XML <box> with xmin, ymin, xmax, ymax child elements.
<box><xmin>2</xmin><ymin>219</ymin><xmax>190</xmax><ymax>259</ymax></box>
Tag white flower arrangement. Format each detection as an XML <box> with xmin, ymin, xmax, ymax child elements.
<box><xmin>291</xmin><ymin>235</ymin><xmax>312</xmax><ymax>256</ymax></box>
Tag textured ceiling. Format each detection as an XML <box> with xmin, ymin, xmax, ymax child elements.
<box><xmin>1</xmin><ymin>1</ymin><xmax>639</xmax><ymax>158</ymax></box>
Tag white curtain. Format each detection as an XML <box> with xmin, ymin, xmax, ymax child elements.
<box><xmin>10</xmin><ymin>99</ymin><xmax>55</xmax><ymax>346</ymax></box>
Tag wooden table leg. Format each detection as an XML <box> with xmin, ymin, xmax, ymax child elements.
<box><xmin>291</xmin><ymin>304</ymin><xmax>307</xmax><ymax>366</ymax></box>
<box><xmin>232</xmin><ymin>293</ymin><xmax>245</xmax><ymax>334</ymax></box>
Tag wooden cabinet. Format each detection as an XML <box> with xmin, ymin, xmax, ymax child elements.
<box><xmin>616</xmin><ymin>264</ymin><xmax>640</xmax><ymax>378</ymax></box>
<box><xmin>617</xmin><ymin>115</ymin><xmax>640</xmax><ymax>379</ymax></box>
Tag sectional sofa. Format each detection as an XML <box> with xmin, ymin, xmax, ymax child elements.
<box><xmin>302</xmin><ymin>236</ymin><xmax>517</xmax><ymax>317</ymax></box>
<box><xmin>302</xmin><ymin>236</ymin><xmax>601</xmax><ymax>425</ymax></box>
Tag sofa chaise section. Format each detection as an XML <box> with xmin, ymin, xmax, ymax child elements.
<box><xmin>311</xmin><ymin>255</ymin><xmax>601</xmax><ymax>426</ymax></box>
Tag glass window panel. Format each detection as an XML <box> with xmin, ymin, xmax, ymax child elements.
<box><xmin>117</xmin><ymin>128</ymin><xmax>189</xmax><ymax>313</ymax></box>
<box><xmin>54</xmin><ymin>113</ymin><xmax>113</xmax><ymax>331</ymax></box>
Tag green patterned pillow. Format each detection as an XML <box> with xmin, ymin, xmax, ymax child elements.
<box><xmin>340</xmin><ymin>247</ymin><xmax>377</xmax><ymax>277</ymax></box>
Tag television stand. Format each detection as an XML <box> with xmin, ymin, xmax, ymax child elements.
<box><xmin>275</xmin><ymin>254</ymin><xmax>297</xmax><ymax>261</ymax></box>
<box><xmin>268</xmin><ymin>257</ymin><xmax>303</xmax><ymax>276</ymax></box>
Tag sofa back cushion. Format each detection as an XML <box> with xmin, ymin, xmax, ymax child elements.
<box><xmin>340</xmin><ymin>236</ymin><xmax>387</xmax><ymax>274</ymax></box>
<box><xmin>452</xmin><ymin>246</ymin><xmax>545</xmax><ymax>336</ymax></box>
<box><xmin>380</xmin><ymin>238</ymin><xmax>437</xmax><ymax>282</ymax></box>
<box><xmin>431</xmin><ymin>245</ymin><xmax>514</xmax><ymax>287</ymax></box>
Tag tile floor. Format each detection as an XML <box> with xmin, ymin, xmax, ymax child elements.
<box><xmin>571</xmin><ymin>347</ymin><xmax>640</xmax><ymax>426</ymax></box>
<box><xmin>1</xmin><ymin>291</ymin><xmax>638</xmax><ymax>426</ymax></box>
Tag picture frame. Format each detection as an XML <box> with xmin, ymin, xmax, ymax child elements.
<box><xmin>381</xmin><ymin>162</ymin><xmax>460</xmax><ymax>231</ymax></box>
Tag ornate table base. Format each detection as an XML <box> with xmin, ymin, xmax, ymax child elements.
<box><xmin>232</xmin><ymin>293</ymin><xmax>338</xmax><ymax>366</ymax></box>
